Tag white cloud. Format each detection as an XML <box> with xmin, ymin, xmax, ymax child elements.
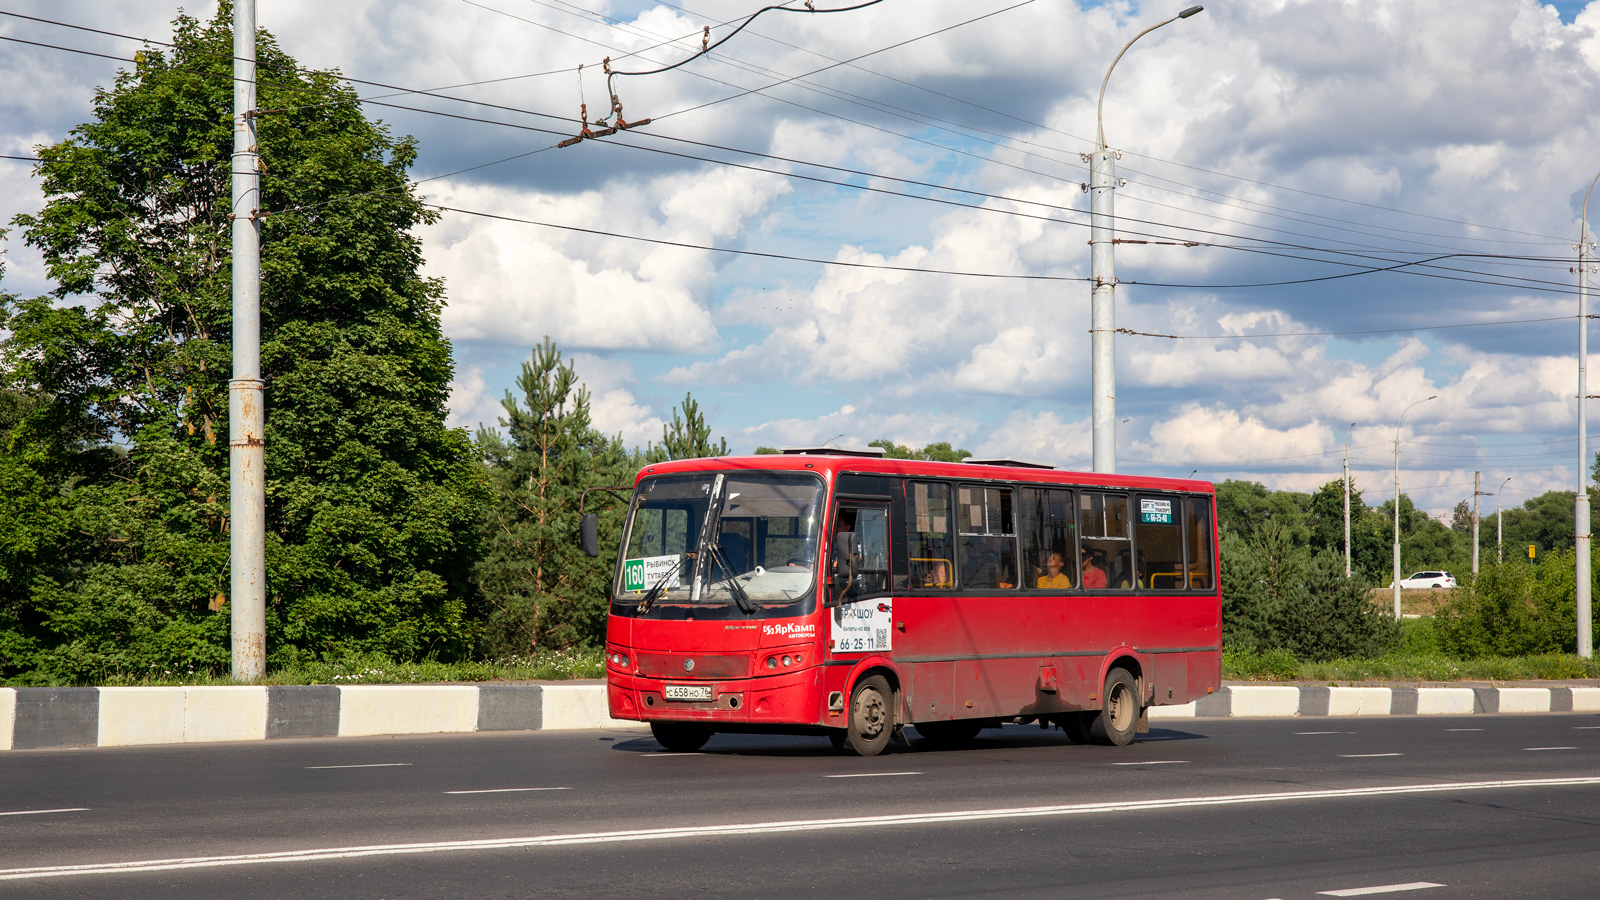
<box><xmin>11</xmin><ymin>0</ymin><xmax>1600</xmax><ymax>523</ymax></box>
<box><xmin>444</xmin><ymin>366</ymin><xmax>499</xmax><ymax>431</ymax></box>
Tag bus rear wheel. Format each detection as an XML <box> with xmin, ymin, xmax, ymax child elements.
<box><xmin>650</xmin><ymin>721</ymin><xmax>712</xmax><ymax>752</ymax></box>
<box><xmin>846</xmin><ymin>674</ymin><xmax>894</xmax><ymax>757</ymax></box>
<box><xmin>1088</xmin><ymin>668</ymin><xmax>1140</xmax><ymax>746</ymax></box>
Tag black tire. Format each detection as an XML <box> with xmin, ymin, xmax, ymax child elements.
<box><xmin>845</xmin><ymin>674</ymin><xmax>894</xmax><ymax>756</ymax></box>
<box><xmin>1088</xmin><ymin>668</ymin><xmax>1140</xmax><ymax>746</ymax></box>
<box><xmin>915</xmin><ymin>719</ymin><xmax>983</xmax><ymax>747</ymax></box>
<box><xmin>650</xmin><ymin>721</ymin><xmax>712</xmax><ymax>752</ymax></box>
<box><xmin>1061</xmin><ymin>711</ymin><xmax>1093</xmax><ymax>745</ymax></box>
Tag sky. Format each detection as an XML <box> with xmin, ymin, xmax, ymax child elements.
<box><xmin>4</xmin><ymin>0</ymin><xmax>1600</xmax><ymax>524</ymax></box>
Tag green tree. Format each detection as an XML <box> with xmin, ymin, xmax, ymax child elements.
<box><xmin>867</xmin><ymin>439</ymin><xmax>972</xmax><ymax>462</ymax></box>
<box><xmin>1</xmin><ymin>8</ymin><xmax>484</xmax><ymax>681</ymax></box>
<box><xmin>1214</xmin><ymin>480</ymin><xmax>1311</xmax><ymax>544</ymax></box>
<box><xmin>644</xmin><ymin>393</ymin><xmax>728</xmax><ymax>462</ymax></box>
<box><xmin>1305</xmin><ymin>479</ymin><xmax>1351</xmax><ymax>556</ymax></box>
<box><xmin>1497</xmin><ymin>490</ymin><xmax>1599</xmax><ymax>556</ymax></box>
<box><xmin>474</xmin><ymin>339</ymin><xmax>630</xmax><ymax>653</ymax></box>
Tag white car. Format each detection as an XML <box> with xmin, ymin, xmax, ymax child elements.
<box><xmin>1390</xmin><ymin>570</ymin><xmax>1457</xmax><ymax>589</ymax></box>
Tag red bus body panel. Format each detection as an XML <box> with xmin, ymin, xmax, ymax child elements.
<box><xmin>604</xmin><ymin>454</ymin><xmax>1221</xmax><ymax>732</ymax></box>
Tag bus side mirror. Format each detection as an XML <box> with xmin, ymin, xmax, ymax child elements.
<box><xmin>580</xmin><ymin>513</ymin><xmax>599</xmax><ymax>558</ymax></box>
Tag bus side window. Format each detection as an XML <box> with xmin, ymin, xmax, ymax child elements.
<box><xmin>957</xmin><ymin>485</ymin><xmax>1018</xmax><ymax>590</ymax></box>
<box><xmin>1079</xmin><ymin>492</ymin><xmax>1130</xmax><ymax>590</ymax></box>
<box><xmin>906</xmin><ymin>481</ymin><xmax>954</xmax><ymax>589</ymax></box>
<box><xmin>1185</xmin><ymin>497</ymin><xmax>1215</xmax><ymax>590</ymax></box>
<box><xmin>1021</xmin><ymin>487</ymin><xmax>1077</xmax><ymax>591</ymax></box>
<box><xmin>1133</xmin><ymin>495</ymin><xmax>1182</xmax><ymax>590</ymax></box>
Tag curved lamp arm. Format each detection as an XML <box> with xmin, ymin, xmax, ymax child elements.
<box><xmin>1095</xmin><ymin>6</ymin><xmax>1204</xmax><ymax>148</ymax></box>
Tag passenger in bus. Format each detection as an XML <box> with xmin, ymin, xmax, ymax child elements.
<box><xmin>1036</xmin><ymin>552</ymin><xmax>1073</xmax><ymax>589</ymax></box>
<box><xmin>1081</xmin><ymin>548</ymin><xmax>1108</xmax><ymax>590</ymax></box>
<box><xmin>919</xmin><ymin>560</ymin><xmax>950</xmax><ymax>588</ymax></box>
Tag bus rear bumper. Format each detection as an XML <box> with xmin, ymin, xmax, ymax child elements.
<box><xmin>608</xmin><ymin>668</ymin><xmax>826</xmax><ymax>727</ymax></box>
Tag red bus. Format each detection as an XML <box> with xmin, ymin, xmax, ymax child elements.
<box><xmin>584</xmin><ymin>448</ymin><xmax>1220</xmax><ymax>756</ymax></box>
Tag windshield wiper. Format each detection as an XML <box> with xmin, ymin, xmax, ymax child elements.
<box><xmin>708</xmin><ymin>544</ymin><xmax>756</xmax><ymax>614</ymax></box>
<box><xmin>638</xmin><ymin>553</ymin><xmax>688</xmax><ymax>614</ymax></box>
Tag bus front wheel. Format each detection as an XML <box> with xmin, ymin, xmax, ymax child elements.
<box><xmin>1088</xmin><ymin>668</ymin><xmax>1140</xmax><ymax>746</ymax></box>
<box><xmin>846</xmin><ymin>674</ymin><xmax>894</xmax><ymax>757</ymax></box>
<box><xmin>650</xmin><ymin>721</ymin><xmax>712</xmax><ymax>752</ymax></box>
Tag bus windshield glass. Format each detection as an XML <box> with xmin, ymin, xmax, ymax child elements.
<box><xmin>613</xmin><ymin>472</ymin><xmax>823</xmax><ymax>619</ymax></box>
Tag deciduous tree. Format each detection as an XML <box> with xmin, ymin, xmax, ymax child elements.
<box><xmin>1</xmin><ymin>8</ymin><xmax>484</xmax><ymax>681</ymax></box>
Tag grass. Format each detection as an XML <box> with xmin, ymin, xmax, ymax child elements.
<box><xmin>27</xmin><ymin>649</ymin><xmax>607</xmax><ymax>688</ymax></box>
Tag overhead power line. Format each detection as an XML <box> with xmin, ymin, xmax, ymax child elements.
<box><xmin>5</xmin><ymin>10</ymin><xmax>1589</xmax><ymax>300</ymax></box>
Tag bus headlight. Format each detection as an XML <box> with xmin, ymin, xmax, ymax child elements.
<box><xmin>610</xmin><ymin>652</ymin><xmax>629</xmax><ymax>668</ymax></box>
<box><xmin>766</xmin><ymin>656</ymin><xmax>778</xmax><ymax>670</ymax></box>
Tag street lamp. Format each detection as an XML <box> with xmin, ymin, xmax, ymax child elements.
<box><xmin>1089</xmin><ymin>5</ymin><xmax>1204</xmax><ymax>474</ymax></box>
<box><xmin>1497</xmin><ymin>476</ymin><xmax>1512</xmax><ymax>563</ymax></box>
<box><xmin>1344</xmin><ymin>421</ymin><xmax>1356</xmax><ymax>578</ymax></box>
<box><xmin>1392</xmin><ymin>395</ymin><xmax>1437</xmax><ymax>618</ymax></box>
<box><xmin>1575</xmin><ymin>168</ymin><xmax>1599</xmax><ymax>659</ymax></box>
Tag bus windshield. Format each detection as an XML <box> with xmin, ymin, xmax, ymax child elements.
<box><xmin>613</xmin><ymin>471</ymin><xmax>823</xmax><ymax>619</ymax></box>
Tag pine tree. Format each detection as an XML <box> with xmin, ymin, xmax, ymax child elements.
<box><xmin>1</xmin><ymin>8</ymin><xmax>485</xmax><ymax>681</ymax></box>
<box><xmin>475</xmin><ymin>339</ymin><xmax>630</xmax><ymax>652</ymax></box>
<box><xmin>645</xmin><ymin>393</ymin><xmax>728</xmax><ymax>462</ymax></box>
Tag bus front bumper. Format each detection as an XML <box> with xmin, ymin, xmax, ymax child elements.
<box><xmin>608</xmin><ymin>667</ymin><xmax>827</xmax><ymax>726</ymax></box>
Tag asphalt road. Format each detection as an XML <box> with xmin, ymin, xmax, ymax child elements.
<box><xmin>3</xmin><ymin>714</ymin><xmax>1599</xmax><ymax>899</ymax></box>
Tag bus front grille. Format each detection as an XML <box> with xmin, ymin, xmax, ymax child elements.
<box><xmin>634</xmin><ymin>651</ymin><xmax>747</xmax><ymax>680</ymax></box>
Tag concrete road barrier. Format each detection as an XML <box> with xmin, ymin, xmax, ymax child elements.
<box><xmin>3</xmin><ymin>682</ymin><xmax>1598</xmax><ymax>751</ymax></box>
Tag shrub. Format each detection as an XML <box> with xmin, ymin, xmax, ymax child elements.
<box><xmin>1222</xmin><ymin>525</ymin><xmax>1401</xmax><ymax>662</ymax></box>
<box><xmin>1434</xmin><ymin>554</ymin><xmax>1589</xmax><ymax>657</ymax></box>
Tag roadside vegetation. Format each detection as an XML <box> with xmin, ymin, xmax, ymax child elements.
<box><xmin>2</xmin><ymin>9</ymin><xmax>1597</xmax><ymax>688</ymax></box>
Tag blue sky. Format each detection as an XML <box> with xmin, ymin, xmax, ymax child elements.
<box><xmin>5</xmin><ymin>0</ymin><xmax>1600</xmax><ymax>521</ymax></box>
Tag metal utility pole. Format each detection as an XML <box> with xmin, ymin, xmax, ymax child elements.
<box><xmin>1498</xmin><ymin>476</ymin><xmax>1511</xmax><ymax>563</ymax></box>
<box><xmin>230</xmin><ymin>0</ymin><xmax>266</xmax><ymax>680</ymax></box>
<box><xmin>1577</xmin><ymin>169</ymin><xmax>1599</xmax><ymax>660</ymax></box>
<box><xmin>1344</xmin><ymin>422</ymin><xmax>1355</xmax><ymax>578</ymax></box>
<box><xmin>1088</xmin><ymin>5</ymin><xmax>1204</xmax><ymax>474</ymax></box>
<box><xmin>1472</xmin><ymin>470</ymin><xmax>1480</xmax><ymax>575</ymax></box>
<box><xmin>1392</xmin><ymin>395</ymin><xmax>1436</xmax><ymax>618</ymax></box>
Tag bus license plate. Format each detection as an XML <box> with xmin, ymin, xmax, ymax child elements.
<box><xmin>664</xmin><ymin>684</ymin><xmax>712</xmax><ymax>701</ymax></box>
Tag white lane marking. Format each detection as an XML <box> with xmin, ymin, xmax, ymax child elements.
<box><xmin>824</xmin><ymin>772</ymin><xmax>921</xmax><ymax>778</ymax></box>
<box><xmin>1523</xmin><ymin>747</ymin><xmax>1578</xmax><ymax>751</ymax></box>
<box><xmin>1445</xmin><ymin>728</ymin><xmax>1483</xmax><ymax>732</ymax></box>
<box><xmin>639</xmin><ymin>752</ymin><xmax>706</xmax><ymax>757</ymax></box>
<box><xmin>302</xmin><ymin>759</ymin><xmax>409</xmax><ymax>768</ymax></box>
<box><xmin>1318</xmin><ymin>882</ymin><xmax>1445</xmax><ymax>896</ymax></box>
<box><xmin>304</xmin><ymin>763</ymin><xmax>412</xmax><ymax>770</ymax></box>
<box><xmin>5</xmin><ymin>778</ymin><xmax>1597</xmax><ymax>882</ymax></box>
<box><xmin>444</xmin><ymin>787</ymin><xmax>572</xmax><ymax>795</ymax></box>
<box><xmin>1295</xmin><ymin>731</ymin><xmax>1349</xmax><ymax>735</ymax></box>
<box><xmin>1573</xmin><ymin>726</ymin><xmax>1600</xmax><ymax>730</ymax></box>
<box><xmin>1111</xmin><ymin>760</ymin><xmax>1187</xmax><ymax>766</ymax></box>
<box><xmin>1340</xmin><ymin>753</ymin><xmax>1402</xmax><ymax>758</ymax></box>
<box><xmin>0</xmin><ymin>808</ymin><xmax>89</xmax><ymax>818</ymax></box>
